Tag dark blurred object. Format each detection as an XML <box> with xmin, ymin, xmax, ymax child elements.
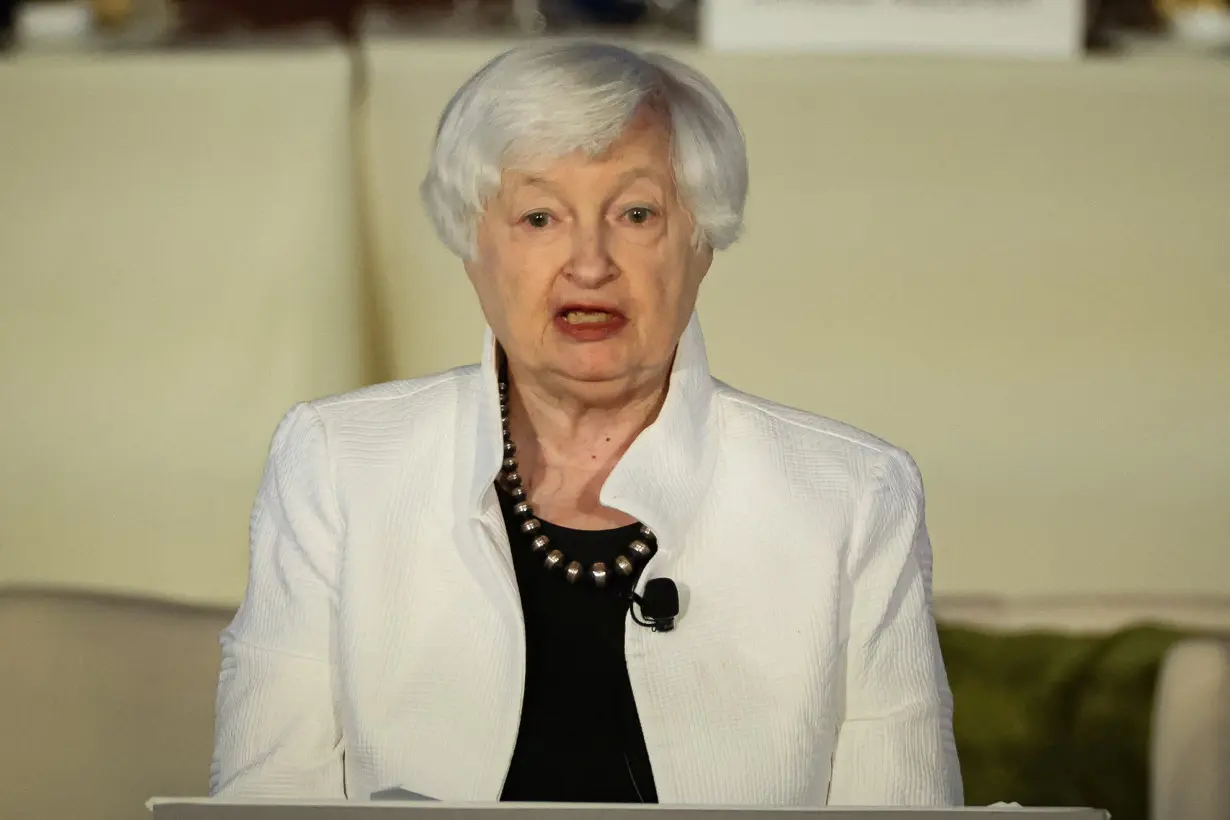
<box><xmin>171</xmin><ymin>0</ymin><xmax>461</xmax><ymax>42</ymax></box>
<box><xmin>1086</xmin><ymin>0</ymin><xmax>1166</xmax><ymax>51</ymax></box>
<box><xmin>540</xmin><ymin>0</ymin><xmax>697</xmax><ymax>35</ymax></box>
<box><xmin>645</xmin><ymin>0</ymin><xmax>695</xmax><ymax>35</ymax></box>
<box><xmin>91</xmin><ymin>0</ymin><xmax>134</xmax><ymax>29</ymax></box>
<box><xmin>170</xmin><ymin>0</ymin><xmax>697</xmax><ymax>43</ymax></box>
<box><xmin>173</xmin><ymin>0</ymin><xmax>362</xmax><ymax>41</ymax></box>
<box><xmin>1</xmin><ymin>0</ymin><xmax>18</xmax><ymax>51</ymax></box>
<box><xmin>543</xmin><ymin>0</ymin><xmax>647</xmax><ymax>28</ymax></box>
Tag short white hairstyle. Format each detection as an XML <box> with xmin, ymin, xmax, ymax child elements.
<box><xmin>420</xmin><ymin>41</ymin><xmax>748</xmax><ymax>260</ymax></box>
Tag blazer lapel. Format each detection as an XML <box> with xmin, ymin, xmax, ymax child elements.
<box><xmin>447</xmin><ymin>313</ymin><xmax>722</xmax><ymax>801</ymax></box>
<box><xmin>602</xmin><ymin>313</ymin><xmax>717</xmax><ymax>589</ymax></box>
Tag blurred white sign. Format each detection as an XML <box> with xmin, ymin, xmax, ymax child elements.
<box><xmin>701</xmin><ymin>0</ymin><xmax>1085</xmax><ymax>59</ymax></box>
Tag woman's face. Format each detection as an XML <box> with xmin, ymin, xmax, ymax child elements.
<box><xmin>465</xmin><ymin>110</ymin><xmax>713</xmax><ymax>403</ymax></box>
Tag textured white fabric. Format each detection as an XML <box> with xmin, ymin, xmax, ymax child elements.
<box><xmin>210</xmin><ymin>314</ymin><xmax>962</xmax><ymax>807</ymax></box>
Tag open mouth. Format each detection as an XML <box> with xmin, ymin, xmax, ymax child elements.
<box><xmin>553</xmin><ymin>306</ymin><xmax>628</xmax><ymax>338</ymax></box>
<box><xmin>559</xmin><ymin>308</ymin><xmax>622</xmax><ymax>325</ymax></box>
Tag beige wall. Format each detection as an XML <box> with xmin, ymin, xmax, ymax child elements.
<box><xmin>363</xmin><ymin>42</ymin><xmax>1230</xmax><ymax>598</ymax></box>
<box><xmin>0</xmin><ymin>42</ymin><xmax>1226</xmax><ymax>605</ymax></box>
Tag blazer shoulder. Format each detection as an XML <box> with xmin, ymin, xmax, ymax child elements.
<box><xmin>308</xmin><ymin>364</ymin><xmax>480</xmax><ymax>423</ymax></box>
<box><xmin>713</xmin><ymin>380</ymin><xmax>899</xmax><ymax>454</ymax></box>
<box><xmin>712</xmin><ymin>380</ymin><xmax>921</xmax><ymax>483</ymax></box>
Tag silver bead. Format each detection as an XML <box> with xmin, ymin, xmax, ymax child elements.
<box><xmin>590</xmin><ymin>562</ymin><xmax>608</xmax><ymax>587</ymax></box>
<box><xmin>500</xmin><ymin>402</ymin><xmax>509</xmax><ymax>419</ymax></box>
<box><xmin>544</xmin><ymin>550</ymin><xmax>564</xmax><ymax>570</ymax></box>
<box><xmin>520</xmin><ymin>518</ymin><xmax>541</xmax><ymax>534</ymax></box>
<box><xmin>531</xmin><ymin>534</ymin><xmax>550</xmax><ymax>552</ymax></box>
<box><xmin>504</xmin><ymin>471</ymin><xmax>522</xmax><ymax>486</ymax></box>
<box><xmin>498</xmin><ymin>381</ymin><xmax>507</xmax><ymax>393</ymax></box>
<box><xmin>509</xmin><ymin>486</ymin><xmax>526</xmax><ymax>501</ymax></box>
<box><xmin>614</xmin><ymin>555</ymin><xmax>634</xmax><ymax>576</ymax></box>
<box><xmin>503</xmin><ymin>457</ymin><xmax>518</xmax><ymax>472</ymax></box>
<box><xmin>639</xmin><ymin>524</ymin><xmax>655</xmax><ymax>540</ymax></box>
<box><xmin>513</xmin><ymin>502</ymin><xmax>532</xmax><ymax>517</ymax></box>
<box><xmin>565</xmin><ymin>561</ymin><xmax>583</xmax><ymax>583</ymax></box>
<box><xmin>504</xmin><ymin>441</ymin><xmax>516</xmax><ymax>455</ymax></box>
<box><xmin>628</xmin><ymin>539</ymin><xmax>651</xmax><ymax>559</ymax></box>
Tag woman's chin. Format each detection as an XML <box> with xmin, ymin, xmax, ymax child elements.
<box><xmin>542</xmin><ymin>345</ymin><xmax>625</xmax><ymax>381</ymax></box>
<box><xmin>545</xmin><ymin>354</ymin><xmax>642</xmax><ymax>393</ymax></box>
<box><xmin>555</xmin><ymin>363</ymin><xmax>629</xmax><ymax>387</ymax></box>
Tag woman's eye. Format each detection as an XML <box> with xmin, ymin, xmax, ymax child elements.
<box><xmin>522</xmin><ymin>212</ymin><xmax>552</xmax><ymax>230</ymax></box>
<box><xmin>624</xmin><ymin>207</ymin><xmax>655</xmax><ymax>226</ymax></box>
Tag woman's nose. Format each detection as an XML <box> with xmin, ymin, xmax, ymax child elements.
<box><xmin>564</xmin><ymin>223</ymin><xmax>618</xmax><ymax>288</ymax></box>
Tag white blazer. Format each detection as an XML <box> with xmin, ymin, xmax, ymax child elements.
<box><xmin>210</xmin><ymin>315</ymin><xmax>962</xmax><ymax>807</ymax></box>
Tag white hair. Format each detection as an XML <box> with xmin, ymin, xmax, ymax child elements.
<box><xmin>420</xmin><ymin>41</ymin><xmax>748</xmax><ymax>260</ymax></box>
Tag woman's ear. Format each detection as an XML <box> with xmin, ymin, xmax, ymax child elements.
<box><xmin>462</xmin><ymin>226</ymin><xmax>486</xmax><ymax>285</ymax></box>
<box><xmin>692</xmin><ymin>244</ymin><xmax>715</xmax><ymax>285</ymax></box>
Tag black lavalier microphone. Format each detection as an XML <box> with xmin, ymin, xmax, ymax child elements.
<box><xmin>629</xmin><ymin>577</ymin><xmax>680</xmax><ymax>633</ymax></box>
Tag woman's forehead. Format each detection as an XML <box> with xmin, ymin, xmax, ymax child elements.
<box><xmin>502</xmin><ymin>123</ymin><xmax>674</xmax><ymax>192</ymax></box>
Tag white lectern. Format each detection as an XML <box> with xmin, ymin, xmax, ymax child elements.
<box><xmin>147</xmin><ymin>800</ymin><xmax>1110</xmax><ymax>820</ymax></box>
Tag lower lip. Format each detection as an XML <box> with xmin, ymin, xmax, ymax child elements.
<box><xmin>554</xmin><ymin>312</ymin><xmax>628</xmax><ymax>342</ymax></box>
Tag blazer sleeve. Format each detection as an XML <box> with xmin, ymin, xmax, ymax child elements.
<box><xmin>210</xmin><ymin>403</ymin><xmax>346</xmax><ymax>798</ymax></box>
<box><xmin>826</xmin><ymin>449</ymin><xmax>963</xmax><ymax>806</ymax></box>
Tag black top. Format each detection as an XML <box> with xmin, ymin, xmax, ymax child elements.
<box><xmin>496</xmin><ymin>483</ymin><xmax>659</xmax><ymax>804</ymax></box>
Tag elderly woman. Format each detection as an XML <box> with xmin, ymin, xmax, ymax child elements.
<box><xmin>210</xmin><ymin>41</ymin><xmax>962</xmax><ymax>807</ymax></box>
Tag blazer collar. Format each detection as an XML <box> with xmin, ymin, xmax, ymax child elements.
<box><xmin>461</xmin><ymin>312</ymin><xmax>716</xmax><ymax>559</ymax></box>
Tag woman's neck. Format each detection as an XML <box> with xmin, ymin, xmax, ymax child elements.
<box><xmin>503</xmin><ymin>367</ymin><xmax>668</xmax><ymax>529</ymax></box>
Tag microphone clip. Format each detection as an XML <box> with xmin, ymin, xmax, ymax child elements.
<box><xmin>629</xmin><ymin>578</ymin><xmax>680</xmax><ymax>633</ymax></box>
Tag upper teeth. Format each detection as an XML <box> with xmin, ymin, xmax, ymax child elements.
<box><xmin>564</xmin><ymin>311</ymin><xmax>613</xmax><ymax>324</ymax></box>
